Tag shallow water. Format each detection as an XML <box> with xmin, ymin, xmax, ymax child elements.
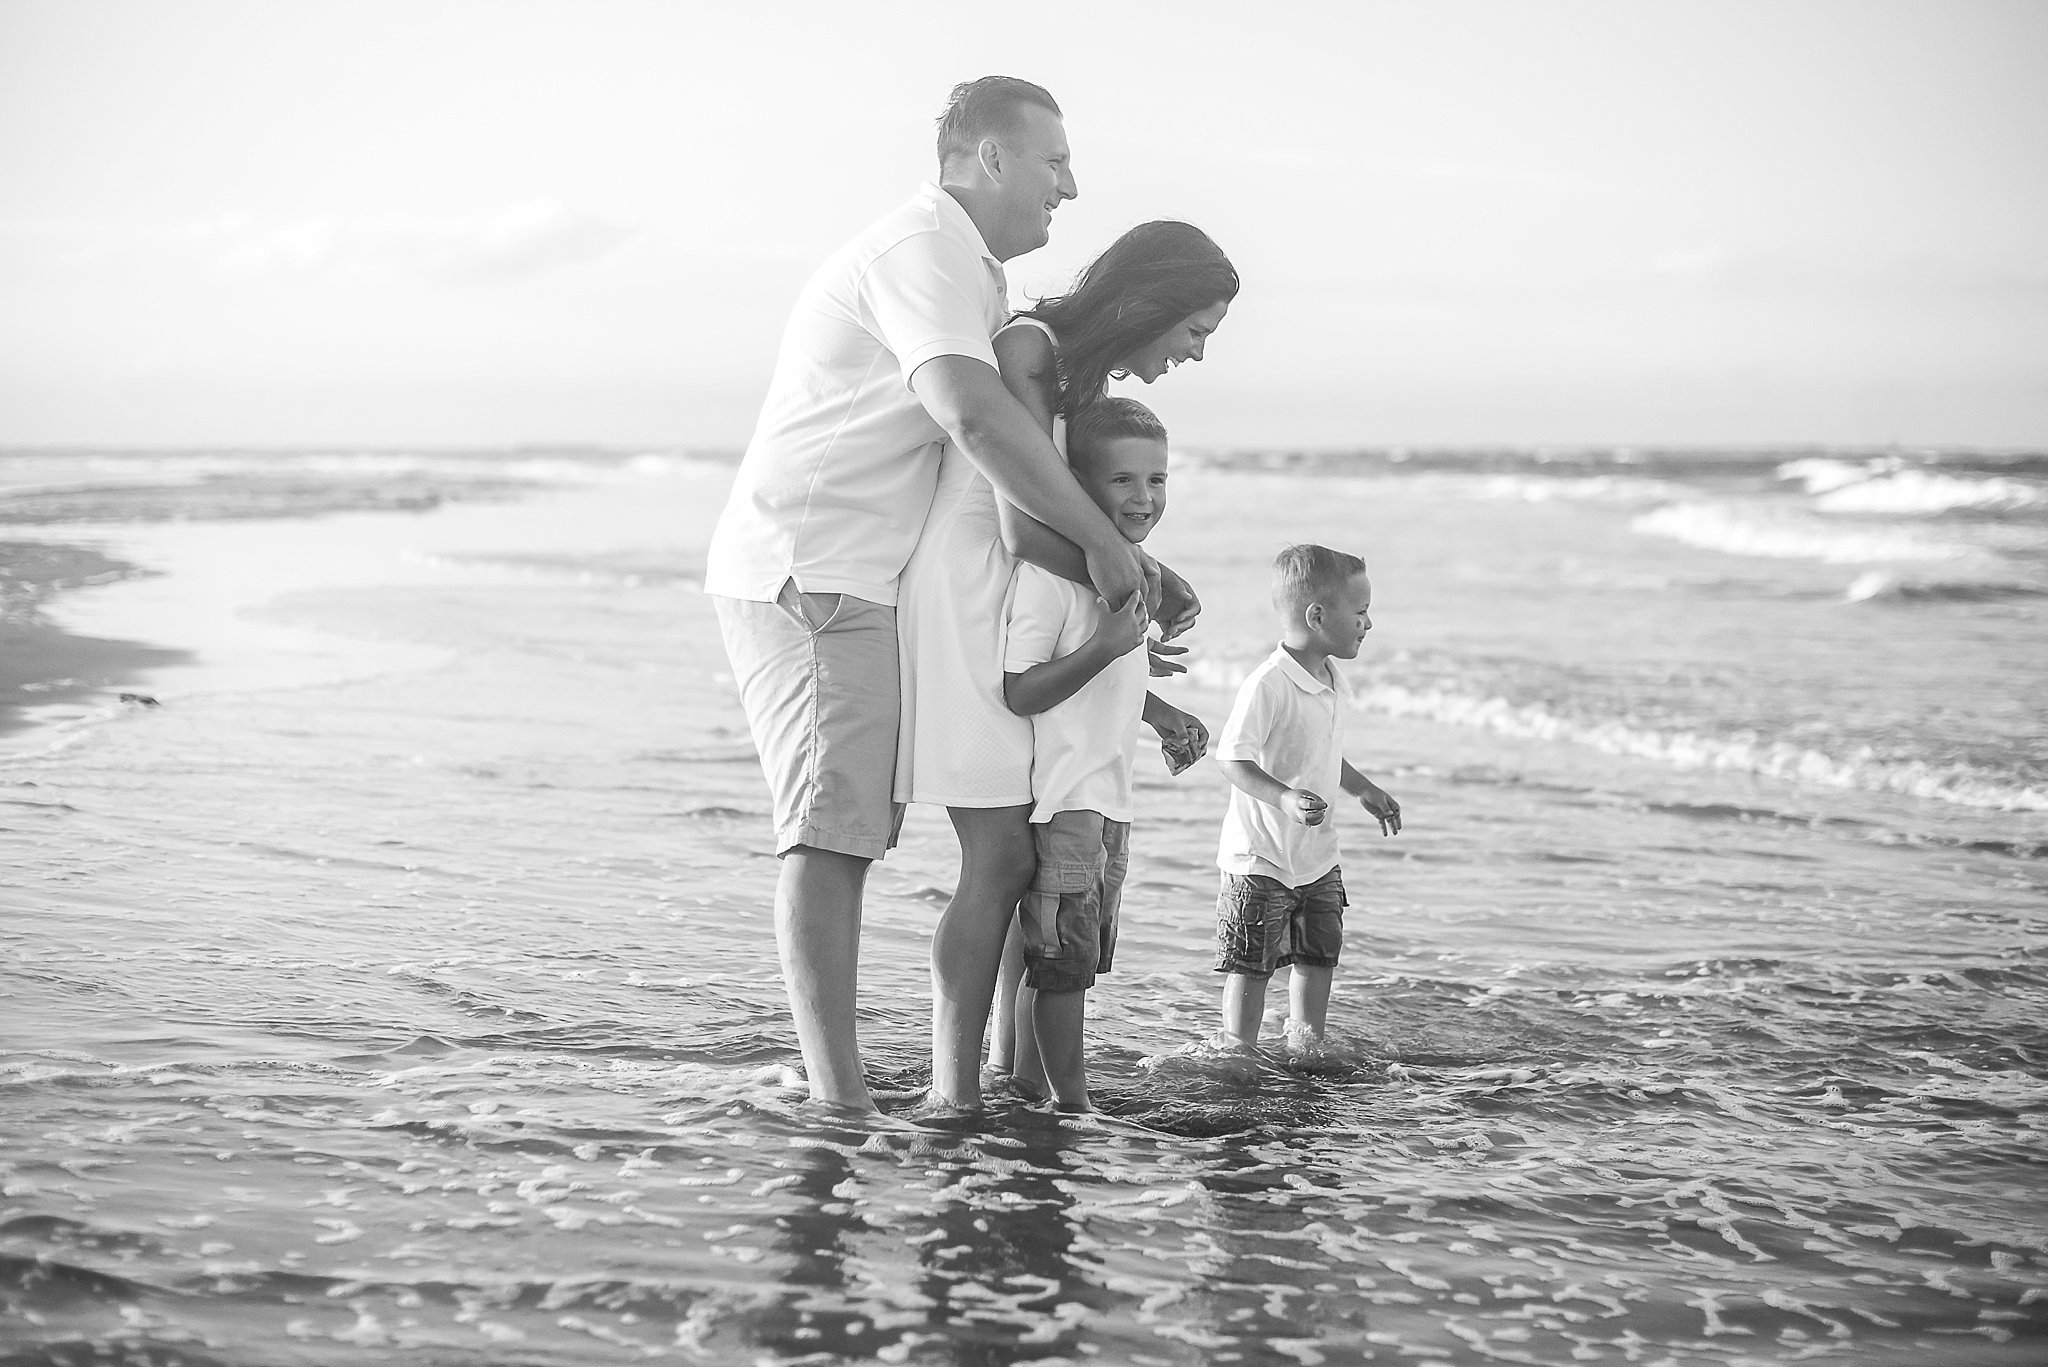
<box><xmin>3</xmin><ymin>450</ymin><xmax>2045</xmax><ymax>1364</ymax></box>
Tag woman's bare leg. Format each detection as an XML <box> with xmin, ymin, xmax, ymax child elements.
<box><xmin>928</xmin><ymin>803</ymin><xmax>1035</xmax><ymax>1108</ymax></box>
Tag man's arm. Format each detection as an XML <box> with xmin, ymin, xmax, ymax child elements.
<box><xmin>912</xmin><ymin>356</ymin><xmax>1141</xmax><ymax>605</ymax></box>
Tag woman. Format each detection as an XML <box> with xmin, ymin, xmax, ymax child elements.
<box><xmin>896</xmin><ymin>220</ymin><xmax>1240</xmax><ymax>1110</ymax></box>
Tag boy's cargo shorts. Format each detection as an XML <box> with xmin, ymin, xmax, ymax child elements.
<box><xmin>1213</xmin><ymin>866</ymin><xmax>1347</xmax><ymax>978</ymax></box>
<box><xmin>712</xmin><ymin>581</ymin><xmax>902</xmax><ymax>860</ymax></box>
<box><xmin>1021</xmin><ymin>809</ymin><xmax>1129</xmax><ymax>993</ymax></box>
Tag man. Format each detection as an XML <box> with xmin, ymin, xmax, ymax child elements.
<box><xmin>704</xmin><ymin>77</ymin><xmax>1143</xmax><ymax>1115</ymax></box>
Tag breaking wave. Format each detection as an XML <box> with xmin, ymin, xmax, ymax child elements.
<box><xmin>1631</xmin><ymin>502</ymin><xmax>1971</xmax><ymax>564</ymax></box>
<box><xmin>1779</xmin><ymin>457</ymin><xmax>2047</xmax><ymax>515</ymax></box>
<box><xmin>1354</xmin><ymin>682</ymin><xmax>2048</xmax><ymax>812</ymax></box>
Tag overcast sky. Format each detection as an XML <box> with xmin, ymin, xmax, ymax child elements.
<box><xmin>3</xmin><ymin>0</ymin><xmax>2044</xmax><ymax>450</ymax></box>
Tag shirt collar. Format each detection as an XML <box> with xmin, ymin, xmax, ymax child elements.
<box><xmin>1270</xmin><ymin>643</ymin><xmax>1345</xmax><ymax>697</ymax></box>
<box><xmin>920</xmin><ymin>181</ymin><xmax>1002</xmax><ymax>267</ymax></box>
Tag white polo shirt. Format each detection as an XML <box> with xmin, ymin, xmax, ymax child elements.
<box><xmin>1002</xmin><ymin>564</ymin><xmax>1149</xmax><ymax>824</ymax></box>
<box><xmin>1216</xmin><ymin>645</ymin><xmax>1351</xmax><ymax>886</ymax></box>
<box><xmin>705</xmin><ymin>184</ymin><xmax>1009</xmax><ymax>606</ymax></box>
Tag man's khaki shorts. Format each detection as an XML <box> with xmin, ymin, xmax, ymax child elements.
<box><xmin>713</xmin><ymin>583</ymin><xmax>901</xmax><ymax>860</ymax></box>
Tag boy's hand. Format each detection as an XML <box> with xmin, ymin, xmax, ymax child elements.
<box><xmin>1358</xmin><ymin>782</ymin><xmax>1402</xmax><ymax>836</ymax></box>
<box><xmin>1147</xmin><ymin>639</ymin><xmax>1188</xmax><ymax>676</ymax></box>
<box><xmin>1284</xmin><ymin>788</ymin><xmax>1329</xmax><ymax>826</ymax></box>
<box><xmin>1137</xmin><ymin>548</ymin><xmax>1164</xmax><ymax>617</ymax></box>
<box><xmin>1091</xmin><ymin>590</ymin><xmax>1149</xmax><ymax>658</ymax></box>
<box><xmin>1154</xmin><ymin>562</ymin><xmax>1201</xmax><ymax>641</ymax></box>
<box><xmin>1151</xmin><ymin>706</ymin><xmax>1209</xmax><ymax>775</ymax></box>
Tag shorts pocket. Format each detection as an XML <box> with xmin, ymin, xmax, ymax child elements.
<box><xmin>775</xmin><ymin>581</ymin><xmax>846</xmax><ymax>635</ymax></box>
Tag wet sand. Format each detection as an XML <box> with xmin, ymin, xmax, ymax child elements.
<box><xmin>0</xmin><ymin>540</ymin><xmax>191</xmax><ymax>739</ymax></box>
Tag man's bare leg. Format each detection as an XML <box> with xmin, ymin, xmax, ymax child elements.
<box><xmin>777</xmin><ymin>846</ymin><xmax>875</xmax><ymax>1113</ymax></box>
<box><xmin>929</xmin><ymin>804</ymin><xmax>1035</xmax><ymax>1108</ymax></box>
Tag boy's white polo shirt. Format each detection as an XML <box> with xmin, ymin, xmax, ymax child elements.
<box><xmin>705</xmin><ymin>184</ymin><xmax>1008</xmax><ymax>607</ymax></box>
<box><xmin>1002</xmin><ymin>564</ymin><xmax>1148</xmax><ymax>824</ymax></box>
<box><xmin>1216</xmin><ymin>645</ymin><xmax>1350</xmax><ymax>886</ymax></box>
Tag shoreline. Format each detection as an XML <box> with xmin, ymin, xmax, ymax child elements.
<box><xmin>0</xmin><ymin>456</ymin><xmax>592</xmax><ymax>751</ymax></box>
<box><xmin>0</xmin><ymin>539</ymin><xmax>192</xmax><ymax>741</ymax></box>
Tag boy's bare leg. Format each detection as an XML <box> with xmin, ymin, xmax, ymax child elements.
<box><xmin>1032</xmin><ymin>986</ymin><xmax>1093</xmax><ymax>1111</ymax></box>
<box><xmin>985</xmin><ymin>919</ymin><xmax>1028</xmax><ymax>1074</ymax></box>
<box><xmin>929</xmin><ymin>804</ymin><xmax>1036</xmax><ymax>1109</ymax></box>
<box><xmin>1012</xmin><ymin>983</ymin><xmax>1050</xmax><ymax>1099</ymax></box>
<box><xmin>777</xmin><ymin>847</ymin><xmax>876</xmax><ymax>1113</ymax></box>
<box><xmin>1287</xmin><ymin>963</ymin><xmax>1335</xmax><ymax>1041</ymax></box>
<box><xmin>1220</xmin><ymin>972</ymin><xmax>1269</xmax><ymax>1049</ymax></box>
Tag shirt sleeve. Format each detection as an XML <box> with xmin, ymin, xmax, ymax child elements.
<box><xmin>860</xmin><ymin>230</ymin><xmax>1000</xmax><ymax>390</ymax></box>
<box><xmin>1216</xmin><ymin>673</ymin><xmax>1276</xmax><ymax>763</ymax></box>
<box><xmin>1002</xmin><ymin>566</ymin><xmax>1069</xmax><ymax>673</ymax></box>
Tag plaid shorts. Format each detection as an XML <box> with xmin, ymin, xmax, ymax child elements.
<box><xmin>1213</xmin><ymin>866</ymin><xmax>1347</xmax><ymax>978</ymax></box>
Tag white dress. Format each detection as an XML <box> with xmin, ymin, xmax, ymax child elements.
<box><xmin>894</xmin><ymin>318</ymin><xmax>1063</xmax><ymax>807</ymax></box>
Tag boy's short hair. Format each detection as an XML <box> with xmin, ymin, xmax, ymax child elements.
<box><xmin>1067</xmin><ymin>397</ymin><xmax>1167</xmax><ymax>467</ymax></box>
<box><xmin>936</xmin><ymin>76</ymin><xmax>1062</xmax><ymax>171</ymax></box>
<box><xmin>1272</xmin><ymin>543</ymin><xmax>1367</xmax><ymax>616</ymax></box>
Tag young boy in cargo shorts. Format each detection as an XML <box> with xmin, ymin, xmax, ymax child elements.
<box><xmin>1000</xmin><ymin>398</ymin><xmax>1203</xmax><ymax>1111</ymax></box>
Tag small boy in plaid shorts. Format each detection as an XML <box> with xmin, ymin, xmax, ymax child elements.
<box><xmin>1213</xmin><ymin>543</ymin><xmax>1402</xmax><ymax>1051</ymax></box>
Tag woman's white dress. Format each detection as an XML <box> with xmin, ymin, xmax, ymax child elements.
<box><xmin>894</xmin><ymin>318</ymin><xmax>1063</xmax><ymax>808</ymax></box>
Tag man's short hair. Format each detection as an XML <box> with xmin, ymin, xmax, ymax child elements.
<box><xmin>936</xmin><ymin>76</ymin><xmax>1062</xmax><ymax>170</ymax></box>
<box><xmin>1067</xmin><ymin>397</ymin><xmax>1166</xmax><ymax>466</ymax></box>
<box><xmin>1272</xmin><ymin>543</ymin><xmax>1368</xmax><ymax>615</ymax></box>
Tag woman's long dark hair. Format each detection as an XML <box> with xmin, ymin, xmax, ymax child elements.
<box><xmin>1020</xmin><ymin>220</ymin><xmax>1239</xmax><ymax>418</ymax></box>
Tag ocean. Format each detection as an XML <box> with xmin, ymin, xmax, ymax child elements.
<box><xmin>2</xmin><ymin>444</ymin><xmax>2043</xmax><ymax>1365</ymax></box>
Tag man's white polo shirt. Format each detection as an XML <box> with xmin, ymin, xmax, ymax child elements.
<box><xmin>1216</xmin><ymin>645</ymin><xmax>1351</xmax><ymax>887</ymax></box>
<box><xmin>705</xmin><ymin>184</ymin><xmax>1008</xmax><ymax>607</ymax></box>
